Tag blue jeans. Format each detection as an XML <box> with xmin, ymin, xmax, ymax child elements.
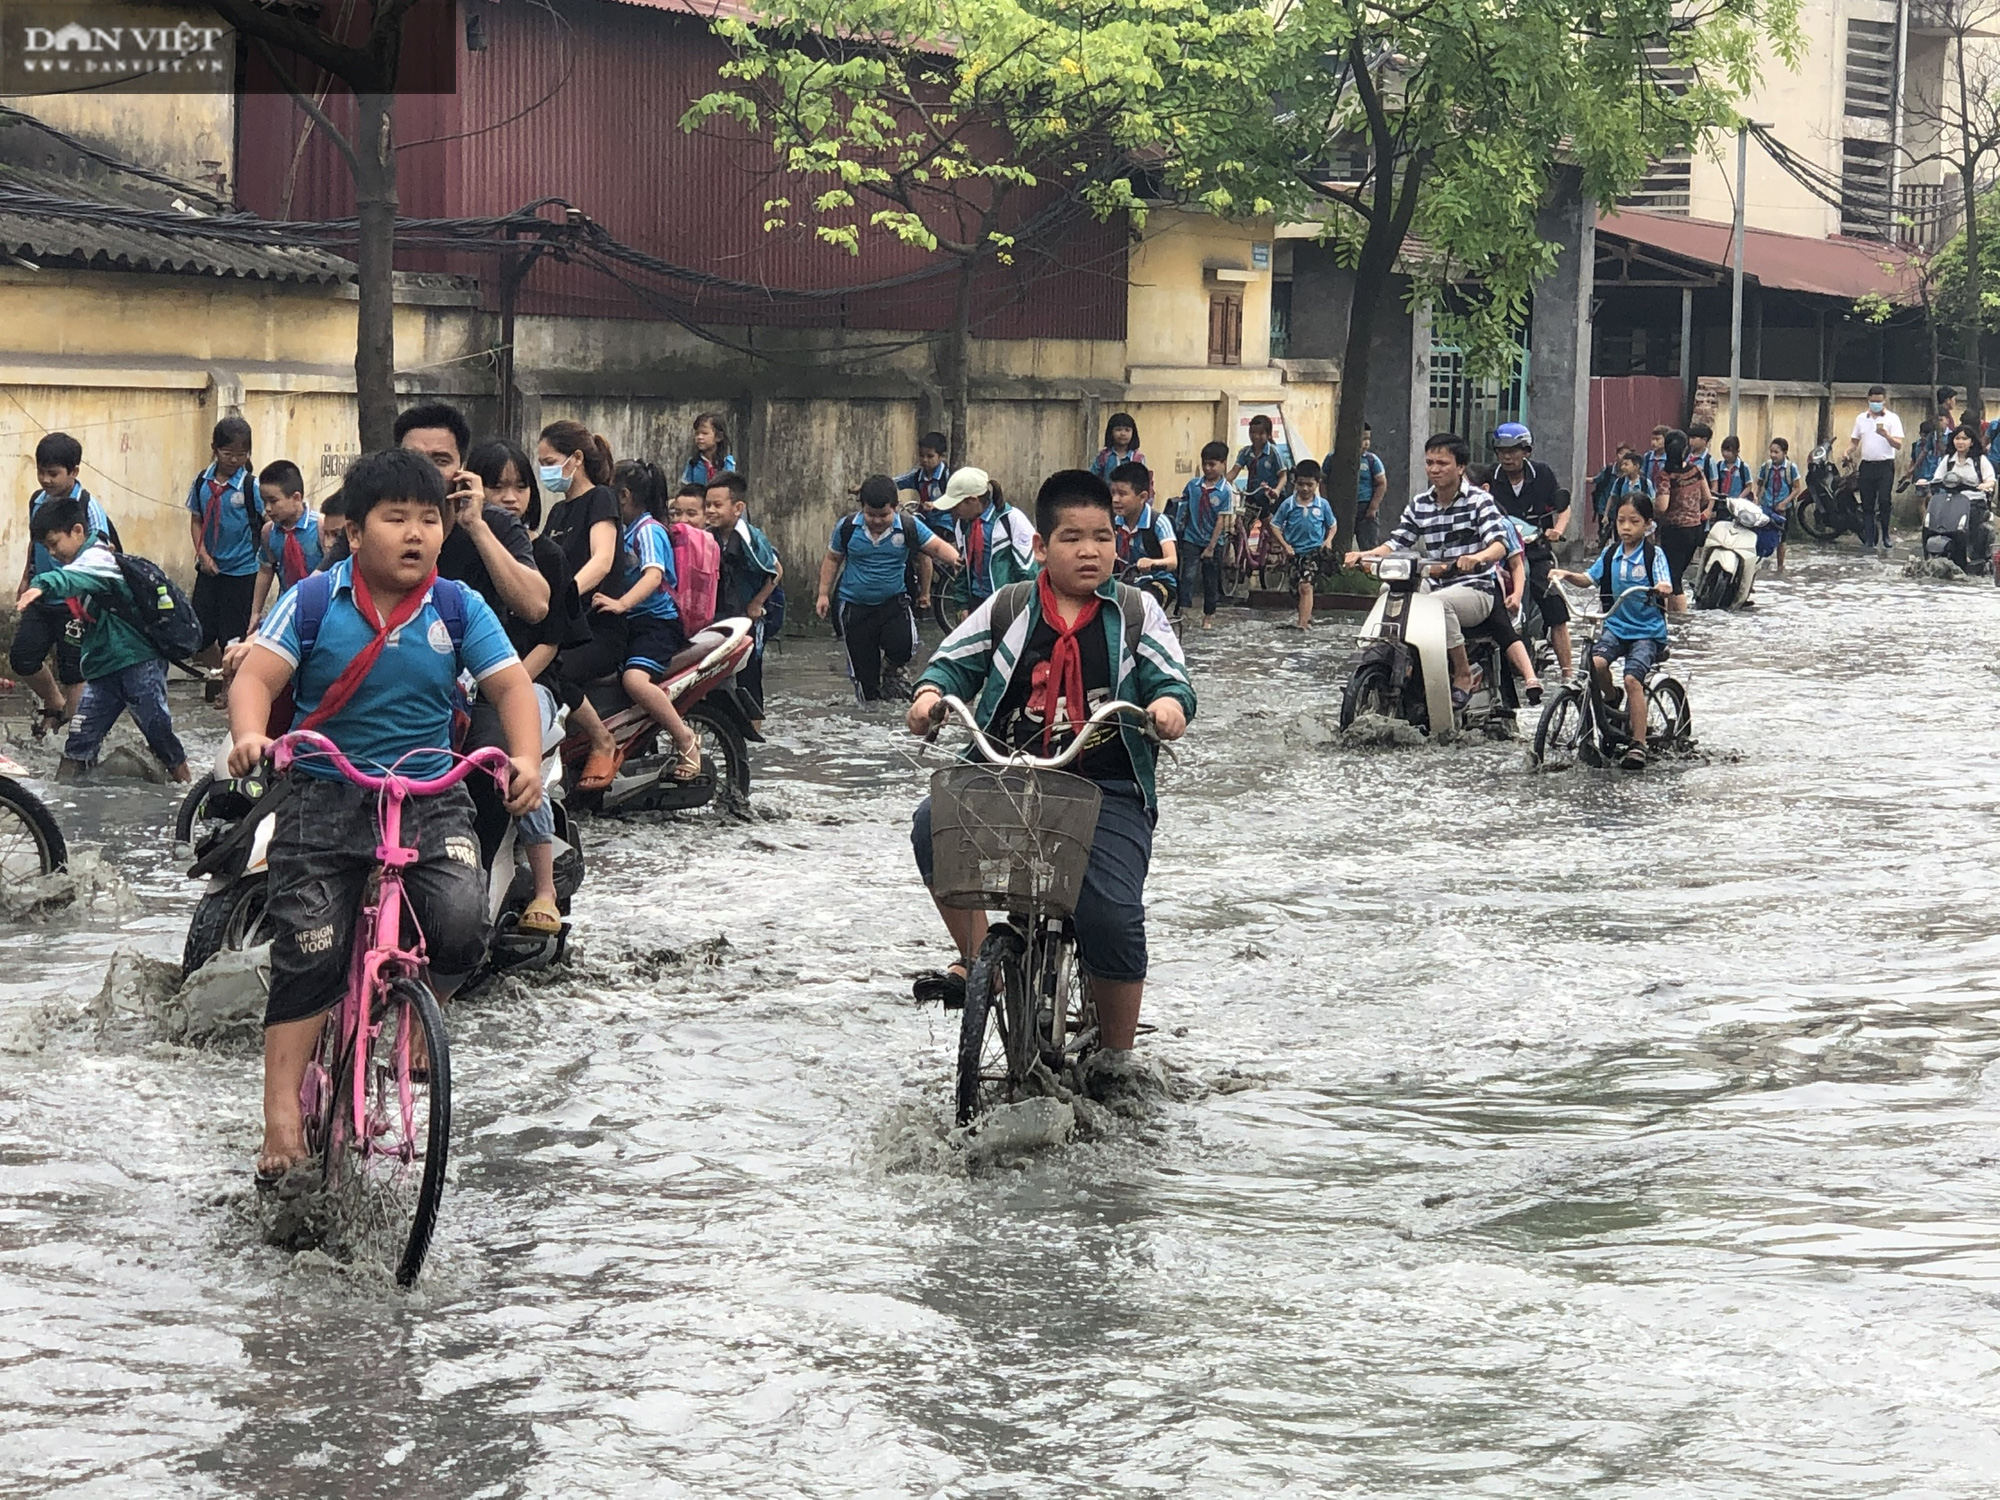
<box><xmin>65</xmin><ymin>658</ymin><xmax>185</xmax><ymax>768</ymax></box>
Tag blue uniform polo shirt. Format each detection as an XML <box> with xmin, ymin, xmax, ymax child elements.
<box><xmin>1588</xmin><ymin>541</ymin><xmax>1673</xmax><ymax>642</ymax></box>
<box><xmin>29</xmin><ymin>484</ymin><xmax>111</xmax><ymax>576</ymax></box>
<box><xmin>259</xmin><ymin>558</ymin><xmax>519</xmax><ymax>779</ymax></box>
<box><xmin>1177</xmin><ymin>478</ymin><xmax>1235</xmax><ymax>549</ymax></box>
<box><xmin>1273</xmin><ymin>494</ymin><xmax>1335</xmax><ymax>553</ymax></box>
<box><xmin>832</xmin><ymin>509</ymin><xmax>935</xmax><ymax>605</ymax></box>
<box><xmin>622</xmin><ymin>515</ymin><xmax>682</xmax><ymax>619</ymax></box>
<box><xmin>187</xmin><ymin>463</ymin><xmax>261</xmax><ymax>576</ymax></box>
<box><xmin>1113</xmin><ymin>504</ymin><xmax>1177</xmax><ymax>586</ymax></box>
<box><xmin>259</xmin><ymin>513</ymin><xmax>325</xmax><ymax>587</ymax></box>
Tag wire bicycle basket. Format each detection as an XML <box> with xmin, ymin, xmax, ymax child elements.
<box><xmin>928</xmin><ymin>764</ymin><xmax>1102</xmax><ymax>915</ymax></box>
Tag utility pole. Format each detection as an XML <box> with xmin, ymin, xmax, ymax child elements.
<box><xmin>1729</xmin><ymin>122</ymin><xmax>1747</xmax><ymax>440</ymax></box>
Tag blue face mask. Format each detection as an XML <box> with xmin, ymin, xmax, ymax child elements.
<box><xmin>538</xmin><ymin>461</ymin><xmax>571</xmax><ymax>494</ymax></box>
<box><xmin>1869</xmin><ymin>400</ymin><xmax>1885</xmax><ymax>414</ymax></box>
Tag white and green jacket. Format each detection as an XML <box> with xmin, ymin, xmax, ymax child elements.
<box><xmin>917</xmin><ymin>579</ymin><xmax>1195</xmax><ymax>809</ymax></box>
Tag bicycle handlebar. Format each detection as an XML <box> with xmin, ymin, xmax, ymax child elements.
<box><xmin>272</xmin><ymin>731</ymin><xmax>512</xmax><ymax>797</ymax></box>
<box><xmin>929</xmin><ymin>692</ymin><xmax>1159</xmax><ymax>770</ymax></box>
<box><xmin>1554</xmin><ymin>581</ymin><xmax>1666</xmax><ymax>620</ymax></box>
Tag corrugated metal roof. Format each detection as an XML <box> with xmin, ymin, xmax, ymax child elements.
<box><xmin>1598</xmin><ymin>210</ymin><xmax>1915</xmax><ymax>303</ymax></box>
<box><xmin>0</xmin><ymin>164</ymin><xmax>351</xmax><ymax>285</ymax></box>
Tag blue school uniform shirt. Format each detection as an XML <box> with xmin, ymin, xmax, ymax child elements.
<box><xmin>1757</xmin><ymin>458</ymin><xmax>1799</xmax><ymax>521</ymax></box>
<box><xmin>28</xmin><ymin>483</ymin><xmax>112</xmax><ymax>576</ymax></box>
<box><xmin>1688</xmin><ymin>449</ymin><xmax>1720</xmax><ymax>486</ymax></box>
<box><xmin>682</xmin><ymin>453</ymin><xmax>738</xmax><ymax>490</ymax></box>
<box><xmin>1715</xmin><ymin>457</ymin><xmax>1753</xmax><ymax>499</ymax></box>
<box><xmin>186</xmin><ymin>462</ymin><xmax>261</xmax><ymax>576</ymax></box>
<box><xmin>1090</xmin><ymin>447</ymin><xmax>1145</xmax><ymax>485</ymax></box>
<box><xmin>1272</xmin><ymin>493</ymin><xmax>1335</xmax><ymax>553</ymax></box>
<box><xmin>1587</xmin><ymin>540</ymin><xmax>1673</xmax><ymax>642</ymax></box>
<box><xmin>1233</xmin><ymin>441</ymin><xmax>1291</xmax><ymax>498</ymax></box>
<box><xmin>622</xmin><ymin>515</ymin><xmax>682</xmax><ymax>620</ymax></box>
<box><xmin>1113</xmin><ymin>503</ymin><xmax>1177</xmax><ymax>585</ymax></box>
<box><xmin>258</xmin><ymin>513</ymin><xmax>325</xmax><ymax>589</ymax></box>
<box><xmin>893</xmin><ymin>461</ymin><xmax>953</xmax><ymax>507</ymax></box>
<box><xmin>1355</xmin><ymin>450</ymin><xmax>1386</xmax><ymax>509</ymax></box>
<box><xmin>259</xmin><ymin>558</ymin><xmax>519</xmax><ymax>780</ymax></box>
<box><xmin>1639</xmin><ymin>449</ymin><xmax>1666</xmax><ymax>490</ymax></box>
<box><xmin>832</xmin><ymin>509</ymin><xmax>935</xmax><ymax>606</ymax></box>
<box><xmin>1177</xmin><ymin>476</ymin><xmax>1235</xmax><ymax>549</ymax></box>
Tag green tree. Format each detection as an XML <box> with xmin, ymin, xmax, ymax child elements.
<box><xmin>684</xmin><ymin>0</ymin><xmax>1269</xmax><ymax>458</ymax></box>
<box><xmin>1176</xmin><ymin>0</ymin><xmax>1799</xmax><ymax>545</ymax></box>
<box><xmin>208</xmin><ymin>0</ymin><xmax>422</xmax><ymax>449</ymax></box>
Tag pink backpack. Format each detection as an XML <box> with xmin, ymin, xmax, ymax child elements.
<box><xmin>669</xmin><ymin>520</ymin><xmax>721</xmax><ymax>633</ymax></box>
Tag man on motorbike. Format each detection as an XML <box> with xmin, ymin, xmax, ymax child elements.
<box><xmin>1484</xmin><ymin>423</ymin><xmax>1573</xmax><ymax>679</ymax></box>
<box><xmin>1346</xmin><ymin>433</ymin><xmax>1512</xmax><ymax>707</ymax></box>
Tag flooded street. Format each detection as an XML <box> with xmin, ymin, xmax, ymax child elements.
<box><xmin>5</xmin><ymin>549</ymin><xmax>2000</xmax><ymax>1497</ymax></box>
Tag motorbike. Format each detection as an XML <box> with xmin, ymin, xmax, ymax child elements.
<box><xmin>1794</xmin><ymin>444</ymin><xmax>1866</xmax><ymax>543</ymax></box>
<box><xmin>1692</xmin><ymin>495</ymin><xmax>1775</xmax><ymax>610</ymax></box>
<box><xmin>1917</xmin><ymin>468</ymin><xmax>1996</xmax><ymax>576</ymax></box>
<box><xmin>1338</xmin><ymin>551</ymin><xmax>1519</xmax><ymax>737</ymax></box>
<box><xmin>176</xmin><ymin>704</ymin><xmax>584</xmax><ymax>983</ymax></box>
<box><xmin>561</xmin><ymin>616</ymin><xmax>759</xmax><ymax>819</ymax></box>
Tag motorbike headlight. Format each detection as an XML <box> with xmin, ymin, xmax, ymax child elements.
<box><xmin>1376</xmin><ymin>556</ymin><xmax>1413</xmax><ymax>581</ymax></box>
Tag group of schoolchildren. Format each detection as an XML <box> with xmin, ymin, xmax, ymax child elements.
<box><xmin>1590</xmin><ymin>420</ymin><xmax>1800</xmax><ymax>587</ymax></box>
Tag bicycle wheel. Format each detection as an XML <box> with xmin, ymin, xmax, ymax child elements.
<box><xmin>1648</xmin><ymin>677</ymin><xmax>1691</xmax><ymax>752</ymax></box>
<box><xmin>173</xmin><ymin>772</ymin><xmax>217</xmax><ymax>845</ymax></box>
<box><xmin>1216</xmin><ymin>539</ymin><xmax>1243</xmax><ymax>602</ymax></box>
<box><xmin>1531</xmin><ymin>686</ymin><xmax>1587</xmax><ymax>770</ymax></box>
<box><xmin>931</xmin><ymin>566</ymin><xmax>973</xmax><ymax>633</ymax></box>
<box><xmin>956</xmin><ymin>926</ymin><xmax>1028</xmax><ymax>1126</ymax></box>
<box><xmin>0</xmin><ymin>776</ymin><xmax>64</xmax><ymax>886</ymax></box>
<box><xmin>1039</xmin><ymin>926</ymin><xmax>1092</xmax><ymax>1069</ymax></box>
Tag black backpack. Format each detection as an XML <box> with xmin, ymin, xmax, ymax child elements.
<box><xmin>110</xmin><ymin>552</ymin><xmax>204</xmax><ymax>664</ymax></box>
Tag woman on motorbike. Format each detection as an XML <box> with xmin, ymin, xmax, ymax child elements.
<box><xmin>1926</xmin><ymin>424</ymin><xmax>1997</xmax><ymax>498</ymax></box>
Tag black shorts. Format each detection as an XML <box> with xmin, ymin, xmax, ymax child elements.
<box><xmin>623</xmin><ymin>613</ymin><xmax>690</xmax><ymax>676</ymax></box>
<box><xmin>554</xmin><ymin>613</ymin><xmax>628</xmax><ymax>706</ymax></box>
<box><xmin>264</xmin><ymin>777</ymin><xmax>487</xmax><ymax>1027</ymax></box>
<box><xmin>192</xmin><ymin>569</ymin><xmax>257</xmax><ymax>649</ymax></box>
<box><xmin>8</xmin><ymin>595</ymin><xmax>84</xmax><ymax>685</ymax></box>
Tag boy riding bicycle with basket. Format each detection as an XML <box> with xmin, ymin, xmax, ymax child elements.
<box><xmin>905</xmin><ymin>469</ymin><xmax>1194</xmax><ymax>1091</ymax></box>
<box><xmin>226</xmin><ymin>449</ymin><xmax>545</xmax><ymax>1181</ymax></box>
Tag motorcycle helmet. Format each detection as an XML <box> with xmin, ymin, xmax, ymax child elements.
<box><xmin>1492</xmin><ymin>422</ymin><xmax>1532</xmax><ymax>451</ymax></box>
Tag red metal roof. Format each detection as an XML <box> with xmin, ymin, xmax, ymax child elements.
<box><xmin>1597</xmin><ymin>210</ymin><xmax>1916</xmax><ymax>302</ymax></box>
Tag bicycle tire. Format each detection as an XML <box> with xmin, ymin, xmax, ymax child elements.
<box><xmin>387</xmin><ymin>978</ymin><xmax>452</xmax><ymax>1287</ymax></box>
<box><xmin>956</xmin><ymin>927</ymin><xmax>1026</xmax><ymax>1126</ymax></box>
<box><xmin>0</xmin><ymin>775</ymin><xmax>64</xmax><ymax>885</ymax></box>
<box><xmin>1531</xmin><ymin>685</ymin><xmax>1587</xmax><ymax>770</ymax></box>
<box><xmin>173</xmin><ymin>772</ymin><xmax>217</xmax><ymax>845</ymax></box>
<box><xmin>1648</xmin><ymin>677</ymin><xmax>1691</xmax><ymax>752</ymax></box>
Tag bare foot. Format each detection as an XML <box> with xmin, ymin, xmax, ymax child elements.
<box><xmin>257</xmin><ymin>1127</ymin><xmax>307</xmax><ymax>1179</ymax></box>
<box><xmin>168</xmin><ymin>761</ymin><xmax>193</xmax><ymax>784</ymax></box>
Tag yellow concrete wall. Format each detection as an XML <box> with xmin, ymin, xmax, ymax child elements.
<box><xmin>1127</xmin><ymin>209</ymin><xmax>1276</xmax><ymax>371</ymax></box>
<box><xmin>1126</xmin><ymin>402</ymin><xmax>1229</xmax><ymax>487</ymax></box>
<box><xmin>9</xmin><ymin>93</ymin><xmax>234</xmax><ymax>191</ymax></box>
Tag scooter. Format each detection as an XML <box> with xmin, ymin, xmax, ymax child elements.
<box><xmin>1692</xmin><ymin>495</ymin><xmax>1773</xmax><ymax>610</ymax></box>
<box><xmin>176</xmin><ymin>709</ymin><xmax>583</xmax><ymax>983</ymax></box>
<box><xmin>1794</xmin><ymin>444</ymin><xmax>1866</xmax><ymax>543</ymax></box>
<box><xmin>560</xmin><ymin>616</ymin><xmax>760</xmax><ymax>818</ymax></box>
<box><xmin>1917</xmin><ymin>470</ymin><xmax>1995</xmax><ymax>575</ymax></box>
<box><xmin>1338</xmin><ymin>551</ymin><xmax>1518</xmax><ymax>737</ymax></box>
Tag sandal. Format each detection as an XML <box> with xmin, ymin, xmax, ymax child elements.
<box><xmin>578</xmin><ymin>747</ymin><xmax>619</xmax><ymax>792</ymax></box>
<box><xmin>670</xmin><ymin>735</ymin><xmax>703</xmax><ymax>782</ymax></box>
<box><xmin>517</xmin><ymin>897</ymin><xmax>562</xmax><ymax>937</ymax></box>
<box><xmin>912</xmin><ymin>964</ymin><xmax>969</xmax><ymax>1010</ymax></box>
<box><xmin>1621</xmin><ymin>744</ymin><xmax>1648</xmax><ymax>771</ymax></box>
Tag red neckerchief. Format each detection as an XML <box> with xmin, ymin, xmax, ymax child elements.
<box><xmin>277</xmin><ymin>523</ymin><xmax>309</xmax><ymax>588</ymax></box>
<box><xmin>202</xmin><ymin>472</ymin><xmax>234</xmax><ymax>550</ymax></box>
<box><xmin>298</xmin><ymin>567</ymin><xmax>439</xmax><ymax>733</ymax></box>
<box><xmin>1034</xmin><ymin>572</ymin><xmax>1102</xmax><ymax>752</ymax></box>
<box><xmin>966</xmin><ymin>509</ymin><xmax>988</xmax><ymax>579</ymax></box>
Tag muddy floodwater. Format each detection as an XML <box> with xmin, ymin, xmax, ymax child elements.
<box><xmin>4</xmin><ymin>550</ymin><xmax>2000</xmax><ymax>1498</ymax></box>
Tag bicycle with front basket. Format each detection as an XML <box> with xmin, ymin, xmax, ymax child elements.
<box><xmin>924</xmin><ymin>693</ymin><xmax>1159</xmax><ymax>1125</ymax></box>
<box><xmin>272</xmin><ymin>729</ymin><xmax>511</xmax><ymax>1286</ymax></box>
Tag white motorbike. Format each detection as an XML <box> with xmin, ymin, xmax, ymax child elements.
<box><xmin>1691</xmin><ymin>495</ymin><xmax>1774</xmax><ymax>610</ymax></box>
<box><xmin>176</xmin><ymin>706</ymin><xmax>580</xmax><ymax>983</ymax></box>
<box><xmin>1337</xmin><ymin>551</ymin><xmax>1519</xmax><ymax>736</ymax></box>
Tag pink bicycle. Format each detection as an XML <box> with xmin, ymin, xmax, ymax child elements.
<box><xmin>271</xmin><ymin>730</ymin><xmax>512</xmax><ymax>1287</ymax></box>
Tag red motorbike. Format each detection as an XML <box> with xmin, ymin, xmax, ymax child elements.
<box><xmin>560</xmin><ymin>617</ymin><xmax>760</xmax><ymax>818</ymax></box>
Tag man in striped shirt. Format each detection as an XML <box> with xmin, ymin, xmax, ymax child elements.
<box><xmin>1345</xmin><ymin>432</ymin><xmax>1511</xmax><ymax>703</ymax></box>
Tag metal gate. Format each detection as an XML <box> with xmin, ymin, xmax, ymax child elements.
<box><xmin>1428</xmin><ymin>343</ymin><xmax>1529</xmax><ymax>460</ymax></box>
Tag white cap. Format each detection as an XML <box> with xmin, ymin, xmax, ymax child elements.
<box><xmin>935</xmin><ymin>467</ymin><xmax>990</xmax><ymax>506</ymax></box>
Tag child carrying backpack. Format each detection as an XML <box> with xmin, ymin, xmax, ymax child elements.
<box><xmin>16</xmin><ymin>497</ymin><xmax>191</xmax><ymax>782</ymax></box>
<box><xmin>667</xmin><ymin>483</ymin><xmax>721</xmax><ymax>633</ymax></box>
